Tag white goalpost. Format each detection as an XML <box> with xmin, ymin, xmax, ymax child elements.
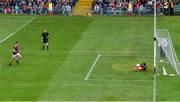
<box><xmin>153</xmin><ymin>0</ymin><xmax>157</xmax><ymax>101</ymax></box>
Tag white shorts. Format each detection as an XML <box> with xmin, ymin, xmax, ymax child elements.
<box><xmin>128</xmin><ymin>8</ymin><xmax>132</xmax><ymax>13</ymax></box>
<box><xmin>48</xmin><ymin>8</ymin><xmax>53</xmax><ymax>12</ymax></box>
<box><xmin>12</xmin><ymin>53</ymin><xmax>22</xmax><ymax>59</ymax></box>
<box><xmin>43</xmin><ymin>43</ymin><xmax>48</xmax><ymax>46</ymax></box>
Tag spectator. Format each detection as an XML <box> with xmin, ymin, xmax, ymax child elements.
<box><xmin>65</xmin><ymin>3</ymin><xmax>71</xmax><ymax>15</ymax></box>
<box><xmin>128</xmin><ymin>1</ymin><xmax>133</xmax><ymax>16</ymax></box>
<box><xmin>109</xmin><ymin>0</ymin><xmax>116</xmax><ymax>15</ymax></box>
<box><xmin>139</xmin><ymin>3</ymin><xmax>144</xmax><ymax>15</ymax></box>
<box><xmin>14</xmin><ymin>3</ymin><xmax>20</xmax><ymax>14</ymax></box>
<box><xmin>169</xmin><ymin>0</ymin><xmax>174</xmax><ymax>15</ymax></box>
<box><xmin>93</xmin><ymin>4</ymin><xmax>100</xmax><ymax>15</ymax></box>
<box><xmin>159</xmin><ymin>1</ymin><xmax>164</xmax><ymax>15</ymax></box>
<box><xmin>38</xmin><ymin>1</ymin><xmax>43</xmax><ymax>15</ymax></box>
<box><xmin>48</xmin><ymin>0</ymin><xmax>53</xmax><ymax>15</ymax></box>
<box><xmin>33</xmin><ymin>2</ymin><xmax>38</xmax><ymax>15</ymax></box>
<box><xmin>163</xmin><ymin>0</ymin><xmax>169</xmax><ymax>15</ymax></box>
<box><xmin>43</xmin><ymin>2</ymin><xmax>48</xmax><ymax>15</ymax></box>
<box><xmin>116</xmin><ymin>1</ymin><xmax>122</xmax><ymax>15</ymax></box>
<box><xmin>122</xmin><ymin>0</ymin><xmax>128</xmax><ymax>15</ymax></box>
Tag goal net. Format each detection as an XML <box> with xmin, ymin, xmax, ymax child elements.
<box><xmin>155</xmin><ymin>29</ymin><xmax>180</xmax><ymax>75</ymax></box>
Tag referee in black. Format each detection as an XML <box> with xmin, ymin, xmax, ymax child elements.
<box><xmin>41</xmin><ymin>29</ymin><xmax>49</xmax><ymax>50</ymax></box>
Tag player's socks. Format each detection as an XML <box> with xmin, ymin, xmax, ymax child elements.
<box><xmin>47</xmin><ymin>46</ymin><xmax>49</xmax><ymax>50</ymax></box>
<box><xmin>43</xmin><ymin>46</ymin><xmax>45</xmax><ymax>50</ymax></box>
<box><xmin>16</xmin><ymin>61</ymin><xmax>19</xmax><ymax>64</ymax></box>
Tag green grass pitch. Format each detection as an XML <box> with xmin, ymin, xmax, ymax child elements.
<box><xmin>0</xmin><ymin>15</ymin><xmax>180</xmax><ymax>101</ymax></box>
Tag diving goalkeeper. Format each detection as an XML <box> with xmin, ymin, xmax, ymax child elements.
<box><xmin>134</xmin><ymin>63</ymin><xmax>147</xmax><ymax>71</ymax></box>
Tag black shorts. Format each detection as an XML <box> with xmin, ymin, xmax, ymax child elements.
<box><xmin>43</xmin><ymin>39</ymin><xmax>48</xmax><ymax>43</ymax></box>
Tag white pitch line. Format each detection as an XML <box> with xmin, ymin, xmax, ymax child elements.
<box><xmin>88</xmin><ymin>78</ymin><xmax>153</xmax><ymax>82</ymax></box>
<box><xmin>153</xmin><ymin>74</ymin><xmax>157</xmax><ymax>102</ymax></box>
<box><xmin>0</xmin><ymin>17</ymin><xmax>36</xmax><ymax>44</ymax></box>
<box><xmin>85</xmin><ymin>54</ymin><xmax>101</xmax><ymax>80</ymax></box>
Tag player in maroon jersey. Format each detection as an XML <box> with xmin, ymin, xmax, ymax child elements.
<box><xmin>9</xmin><ymin>42</ymin><xmax>22</xmax><ymax>66</ymax></box>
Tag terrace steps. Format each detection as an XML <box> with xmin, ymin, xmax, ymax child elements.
<box><xmin>72</xmin><ymin>0</ymin><xmax>92</xmax><ymax>16</ymax></box>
